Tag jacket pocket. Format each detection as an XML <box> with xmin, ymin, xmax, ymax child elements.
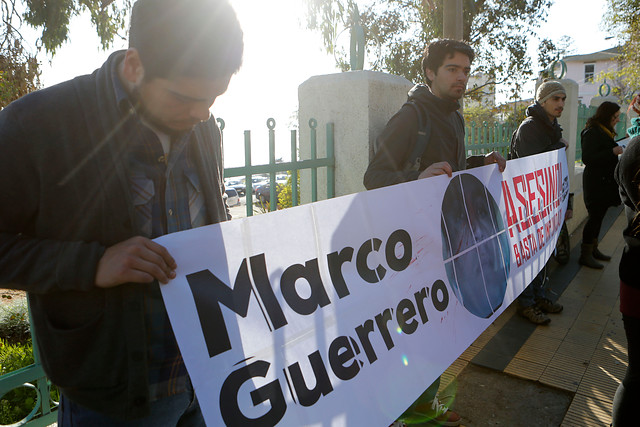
<box><xmin>31</xmin><ymin>290</ymin><xmax>125</xmax><ymax>389</ymax></box>
<box><xmin>184</xmin><ymin>169</ymin><xmax>207</xmax><ymax>228</ymax></box>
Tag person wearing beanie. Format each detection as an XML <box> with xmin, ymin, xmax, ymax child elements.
<box><xmin>579</xmin><ymin>102</ymin><xmax>623</xmax><ymax>269</ymax></box>
<box><xmin>509</xmin><ymin>79</ymin><xmax>568</xmax><ymax>325</ymax></box>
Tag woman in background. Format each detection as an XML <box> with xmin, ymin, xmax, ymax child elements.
<box><xmin>612</xmin><ymin>95</ymin><xmax>640</xmax><ymax>425</ymax></box>
<box><xmin>579</xmin><ymin>101</ymin><xmax>623</xmax><ymax>269</ymax></box>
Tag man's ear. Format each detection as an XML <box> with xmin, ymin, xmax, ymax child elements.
<box><xmin>121</xmin><ymin>48</ymin><xmax>145</xmax><ymax>85</ymax></box>
<box><xmin>425</xmin><ymin>67</ymin><xmax>436</xmax><ymax>84</ymax></box>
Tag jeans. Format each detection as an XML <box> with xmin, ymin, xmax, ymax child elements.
<box><xmin>58</xmin><ymin>381</ymin><xmax>205</xmax><ymax>427</ymax></box>
<box><xmin>612</xmin><ymin>315</ymin><xmax>640</xmax><ymax>426</ymax></box>
<box><xmin>518</xmin><ymin>264</ymin><xmax>548</xmax><ymax>308</ymax></box>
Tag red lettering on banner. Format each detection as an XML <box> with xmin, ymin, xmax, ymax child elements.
<box><xmin>502</xmin><ymin>181</ymin><xmax>520</xmax><ymax>238</ymax></box>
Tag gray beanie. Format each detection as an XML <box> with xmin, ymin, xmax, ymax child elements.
<box><xmin>536</xmin><ymin>80</ymin><xmax>566</xmax><ymax>104</ymax></box>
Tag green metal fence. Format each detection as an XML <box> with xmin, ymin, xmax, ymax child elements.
<box><xmin>576</xmin><ymin>103</ymin><xmax>627</xmax><ymax>162</ymax></box>
<box><xmin>221</xmin><ymin>117</ymin><xmax>335</xmax><ymax>216</ymax></box>
<box><xmin>464</xmin><ymin>121</ymin><xmax>516</xmax><ymax>158</ymax></box>
<box><xmin>0</xmin><ymin>303</ymin><xmax>57</xmax><ymax>427</ymax></box>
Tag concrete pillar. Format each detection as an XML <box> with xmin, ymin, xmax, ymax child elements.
<box><xmin>298</xmin><ymin>71</ymin><xmax>413</xmax><ymax>202</ymax></box>
<box><xmin>550</xmin><ymin>79</ymin><xmax>583</xmax><ymax>233</ymax></box>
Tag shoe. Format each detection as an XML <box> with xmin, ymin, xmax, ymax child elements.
<box><xmin>592</xmin><ymin>240</ymin><xmax>612</xmax><ymax>261</ymax></box>
<box><xmin>389</xmin><ymin>422</ymin><xmax>407</xmax><ymax>427</ymax></box>
<box><xmin>413</xmin><ymin>395</ymin><xmax>461</xmax><ymax>426</ymax></box>
<box><xmin>579</xmin><ymin>243</ymin><xmax>604</xmax><ymax>269</ymax></box>
<box><xmin>535</xmin><ymin>298</ymin><xmax>563</xmax><ymax>314</ymax></box>
<box><xmin>518</xmin><ymin>306</ymin><xmax>550</xmax><ymax>325</ymax></box>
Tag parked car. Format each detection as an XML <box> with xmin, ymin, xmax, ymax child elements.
<box><xmin>255</xmin><ymin>182</ymin><xmax>282</xmax><ymax>204</ymax></box>
<box><xmin>224</xmin><ymin>188</ymin><xmax>241</xmax><ymax>207</ymax></box>
<box><xmin>226</xmin><ymin>179</ymin><xmax>245</xmax><ymax>196</ymax></box>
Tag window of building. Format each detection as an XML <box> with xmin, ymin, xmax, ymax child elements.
<box><xmin>584</xmin><ymin>63</ymin><xmax>595</xmax><ymax>83</ymax></box>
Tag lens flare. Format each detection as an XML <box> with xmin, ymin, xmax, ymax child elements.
<box><xmin>402</xmin><ymin>355</ymin><xmax>409</xmax><ymax>366</ymax></box>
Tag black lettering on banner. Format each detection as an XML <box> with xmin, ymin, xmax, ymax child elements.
<box><xmin>326</xmin><ymin>247</ymin><xmax>355</xmax><ymax>298</ymax></box>
<box><xmin>328</xmin><ymin>336</ymin><xmax>361</xmax><ymax>381</ymax></box>
<box><xmin>374</xmin><ymin>308</ymin><xmax>395</xmax><ymax>350</ymax></box>
<box><xmin>356</xmin><ymin>238</ymin><xmax>386</xmax><ymax>283</ymax></box>
<box><xmin>397</xmin><ymin>298</ymin><xmax>419</xmax><ymax>334</ymax></box>
<box><xmin>280</xmin><ymin>259</ymin><xmax>331</xmax><ymax>316</ymax></box>
<box><xmin>431</xmin><ymin>280</ymin><xmax>449</xmax><ymax>312</ymax></box>
<box><xmin>185</xmin><ymin>261</ymin><xmax>254</xmax><ymax>359</ymax></box>
<box><xmin>355</xmin><ymin>319</ymin><xmax>378</xmax><ymax>364</ymax></box>
<box><xmin>220</xmin><ymin>360</ymin><xmax>286</xmax><ymax>426</ymax></box>
<box><xmin>386</xmin><ymin>229</ymin><xmax>412</xmax><ymax>271</ymax></box>
<box><xmin>414</xmin><ymin>287</ymin><xmax>430</xmax><ymax>324</ymax></box>
<box><xmin>286</xmin><ymin>350</ymin><xmax>334</xmax><ymax>407</ymax></box>
<box><xmin>249</xmin><ymin>254</ymin><xmax>288</xmax><ymax>330</ymax></box>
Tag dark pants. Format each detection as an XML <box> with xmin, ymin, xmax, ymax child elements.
<box><xmin>612</xmin><ymin>315</ymin><xmax>640</xmax><ymax>426</ymax></box>
<box><xmin>58</xmin><ymin>381</ymin><xmax>205</xmax><ymax>427</ymax></box>
<box><xmin>582</xmin><ymin>204</ymin><xmax>609</xmax><ymax>243</ymax></box>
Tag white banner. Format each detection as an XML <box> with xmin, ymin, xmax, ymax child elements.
<box><xmin>157</xmin><ymin>149</ymin><xmax>569</xmax><ymax>426</ymax></box>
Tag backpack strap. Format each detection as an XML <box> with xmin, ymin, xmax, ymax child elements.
<box><xmin>404</xmin><ymin>101</ymin><xmax>431</xmax><ymax>172</ymax></box>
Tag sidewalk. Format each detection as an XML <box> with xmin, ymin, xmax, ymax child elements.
<box><xmin>439</xmin><ymin>207</ymin><xmax>627</xmax><ymax>426</ymax></box>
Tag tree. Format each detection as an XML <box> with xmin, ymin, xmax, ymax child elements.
<box><xmin>1</xmin><ymin>0</ymin><xmax>130</xmax><ymax>107</ymax></box>
<box><xmin>305</xmin><ymin>0</ymin><xmax>553</xmax><ymax>100</ymax></box>
<box><xmin>537</xmin><ymin>35</ymin><xmax>574</xmax><ymax>79</ymax></box>
<box><xmin>602</xmin><ymin>0</ymin><xmax>640</xmax><ymax>100</ymax></box>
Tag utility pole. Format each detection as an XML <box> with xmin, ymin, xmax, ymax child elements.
<box><xmin>442</xmin><ymin>0</ymin><xmax>465</xmax><ymax>111</ymax></box>
<box><xmin>443</xmin><ymin>0</ymin><xmax>464</xmax><ymax>41</ymax></box>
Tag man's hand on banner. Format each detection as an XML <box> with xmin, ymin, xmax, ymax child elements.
<box><xmin>484</xmin><ymin>151</ymin><xmax>506</xmax><ymax>172</ymax></box>
<box><xmin>95</xmin><ymin>236</ymin><xmax>177</xmax><ymax>287</ymax></box>
<box><xmin>418</xmin><ymin>161</ymin><xmax>453</xmax><ymax>179</ymax></box>
<box><xmin>560</xmin><ymin>138</ymin><xmax>569</xmax><ymax>149</ymax></box>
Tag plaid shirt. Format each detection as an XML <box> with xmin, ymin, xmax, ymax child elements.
<box><xmin>112</xmin><ymin>64</ymin><xmax>207</xmax><ymax>401</ymax></box>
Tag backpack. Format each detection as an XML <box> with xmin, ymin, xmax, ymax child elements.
<box><xmin>400</xmin><ymin>101</ymin><xmax>465</xmax><ymax>172</ymax></box>
<box><xmin>507</xmin><ymin>128</ymin><xmax>518</xmax><ymax>160</ymax></box>
<box><xmin>402</xmin><ymin>101</ymin><xmax>432</xmax><ymax>172</ymax></box>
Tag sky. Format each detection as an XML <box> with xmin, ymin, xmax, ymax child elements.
<box><xmin>28</xmin><ymin>0</ymin><xmax>618</xmax><ymax>166</ymax></box>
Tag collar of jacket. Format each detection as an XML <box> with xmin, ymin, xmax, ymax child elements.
<box><xmin>526</xmin><ymin>102</ymin><xmax>559</xmax><ymax>129</ymax></box>
<box><xmin>408</xmin><ymin>84</ymin><xmax>461</xmax><ymax>114</ymax></box>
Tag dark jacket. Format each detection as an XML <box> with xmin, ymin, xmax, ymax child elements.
<box><xmin>0</xmin><ymin>52</ymin><xmax>228</xmax><ymax>419</ymax></box>
<box><xmin>616</xmin><ymin>134</ymin><xmax>640</xmax><ymax>290</ymax></box>
<box><xmin>581</xmin><ymin>125</ymin><xmax>621</xmax><ymax>210</ymax></box>
<box><xmin>510</xmin><ymin>103</ymin><xmax>565</xmax><ymax>159</ymax></box>
<box><xmin>363</xmin><ymin>84</ymin><xmax>482</xmax><ymax>189</ymax></box>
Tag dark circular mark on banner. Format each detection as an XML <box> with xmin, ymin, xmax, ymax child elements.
<box><xmin>441</xmin><ymin>174</ymin><xmax>510</xmax><ymax>318</ymax></box>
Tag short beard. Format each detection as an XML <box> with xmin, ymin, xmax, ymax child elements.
<box><xmin>130</xmin><ymin>86</ymin><xmax>191</xmax><ymax>138</ymax></box>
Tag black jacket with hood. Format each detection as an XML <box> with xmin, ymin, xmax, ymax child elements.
<box><xmin>363</xmin><ymin>84</ymin><xmax>483</xmax><ymax>190</ymax></box>
<box><xmin>510</xmin><ymin>102</ymin><xmax>565</xmax><ymax>159</ymax></box>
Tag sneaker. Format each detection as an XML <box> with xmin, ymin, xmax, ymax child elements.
<box><xmin>535</xmin><ymin>298</ymin><xmax>563</xmax><ymax>314</ymax></box>
<box><xmin>413</xmin><ymin>395</ymin><xmax>462</xmax><ymax>426</ymax></box>
<box><xmin>518</xmin><ymin>305</ymin><xmax>550</xmax><ymax>325</ymax></box>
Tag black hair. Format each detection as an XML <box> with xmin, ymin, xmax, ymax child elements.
<box><xmin>586</xmin><ymin>101</ymin><xmax>621</xmax><ymax>133</ymax></box>
<box><xmin>129</xmin><ymin>0</ymin><xmax>244</xmax><ymax>80</ymax></box>
<box><xmin>422</xmin><ymin>39</ymin><xmax>475</xmax><ymax>86</ymax></box>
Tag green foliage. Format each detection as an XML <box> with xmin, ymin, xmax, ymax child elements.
<box><xmin>20</xmin><ymin>0</ymin><xmax>132</xmax><ymax>54</ymax></box>
<box><xmin>278</xmin><ymin>172</ymin><xmax>300</xmax><ymax>209</ymax></box>
<box><xmin>1</xmin><ymin>0</ymin><xmax>131</xmax><ymax>106</ymax></box>
<box><xmin>602</xmin><ymin>0</ymin><xmax>640</xmax><ymax>100</ymax></box>
<box><xmin>0</xmin><ymin>299</ymin><xmax>30</xmax><ymax>344</ymax></box>
<box><xmin>305</xmin><ymin>0</ymin><xmax>553</xmax><ymax>99</ymax></box>
<box><xmin>0</xmin><ymin>40</ymin><xmax>40</xmax><ymax>108</ymax></box>
<box><xmin>463</xmin><ymin>104</ymin><xmax>498</xmax><ymax>126</ymax></box>
<box><xmin>0</xmin><ymin>338</ymin><xmax>60</xmax><ymax>425</ymax></box>
<box><xmin>537</xmin><ymin>36</ymin><xmax>574</xmax><ymax>79</ymax></box>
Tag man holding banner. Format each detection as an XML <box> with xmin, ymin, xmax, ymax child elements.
<box><xmin>364</xmin><ymin>39</ymin><xmax>506</xmax><ymax>426</ymax></box>
<box><xmin>509</xmin><ymin>80</ymin><xmax>568</xmax><ymax>325</ymax></box>
<box><xmin>0</xmin><ymin>0</ymin><xmax>243</xmax><ymax>424</ymax></box>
